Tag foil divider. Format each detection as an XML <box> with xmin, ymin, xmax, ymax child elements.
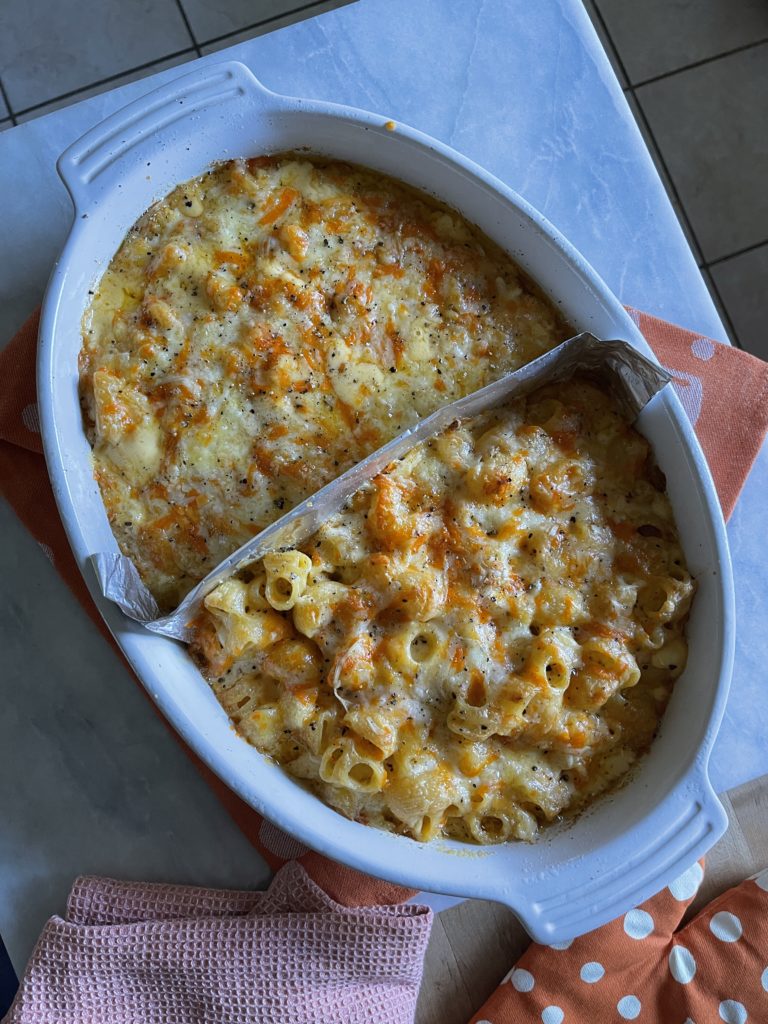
<box><xmin>91</xmin><ymin>334</ymin><xmax>671</xmax><ymax>640</ymax></box>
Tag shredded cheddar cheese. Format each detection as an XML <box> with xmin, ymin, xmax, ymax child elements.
<box><xmin>79</xmin><ymin>155</ymin><xmax>570</xmax><ymax>609</ymax></box>
<box><xmin>190</xmin><ymin>379</ymin><xmax>694</xmax><ymax>844</ymax></box>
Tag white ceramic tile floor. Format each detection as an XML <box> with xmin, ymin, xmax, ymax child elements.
<box><xmin>0</xmin><ymin>0</ymin><xmax>194</xmax><ymax>113</ymax></box>
<box><xmin>181</xmin><ymin>0</ymin><xmax>350</xmax><ymax>46</ymax></box>
<box><xmin>637</xmin><ymin>42</ymin><xmax>768</xmax><ymax>265</ymax></box>
<box><xmin>0</xmin><ymin>0</ymin><xmax>765</xmax><ymax>354</ymax></box>
<box><xmin>710</xmin><ymin>244</ymin><xmax>768</xmax><ymax>360</ymax></box>
<box><xmin>585</xmin><ymin>0</ymin><xmax>768</xmax><ymax>354</ymax></box>
<box><xmin>199</xmin><ymin>0</ymin><xmax>352</xmax><ymax>53</ymax></box>
<box><xmin>596</xmin><ymin>0</ymin><xmax>768</xmax><ymax>84</ymax></box>
<box><xmin>14</xmin><ymin>51</ymin><xmax>198</xmax><ymax>123</ymax></box>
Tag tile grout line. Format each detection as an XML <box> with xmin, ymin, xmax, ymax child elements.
<box><xmin>201</xmin><ymin>0</ymin><xmax>347</xmax><ymax>49</ymax></box>
<box><xmin>707</xmin><ymin>238</ymin><xmax>768</xmax><ymax>268</ymax></box>
<box><xmin>588</xmin><ymin>6</ymin><xmax>743</xmax><ymax>348</ymax></box>
<box><xmin>629</xmin><ymin>87</ymin><xmax>743</xmax><ymax>348</ymax></box>
<box><xmin>624</xmin><ymin>89</ymin><xmax>705</xmax><ymax>266</ymax></box>
<box><xmin>699</xmin><ymin>266</ymin><xmax>743</xmax><ymax>348</ymax></box>
<box><xmin>173</xmin><ymin>0</ymin><xmax>203</xmax><ymax>57</ymax></box>
<box><xmin>632</xmin><ymin>37</ymin><xmax>768</xmax><ymax>90</ymax></box>
<box><xmin>0</xmin><ymin>78</ymin><xmax>18</xmax><ymax>124</ymax></box>
<box><xmin>5</xmin><ymin>1</ymin><xmax>752</xmax><ymax>347</ymax></box>
<box><xmin>10</xmin><ymin>0</ymin><xmax>348</xmax><ymax>120</ymax></box>
<box><xmin>12</xmin><ymin>48</ymin><xmax>199</xmax><ymax>119</ymax></box>
<box><xmin>585</xmin><ymin>1</ymin><xmax>632</xmax><ymax>83</ymax></box>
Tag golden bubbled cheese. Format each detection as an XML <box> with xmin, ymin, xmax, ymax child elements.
<box><xmin>190</xmin><ymin>379</ymin><xmax>694</xmax><ymax>845</ymax></box>
<box><xmin>80</xmin><ymin>154</ymin><xmax>570</xmax><ymax>609</ymax></box>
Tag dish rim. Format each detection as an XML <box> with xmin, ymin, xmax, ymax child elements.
<box><xmin>37</xmin><ymin>60</ymin><xmax>735</xmax><ymax>941</ymax></box>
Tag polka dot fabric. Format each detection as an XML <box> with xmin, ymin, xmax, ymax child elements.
<box><xmin>469</xmin><ymin>863</ymin><xmax>768</xmax><ymax>1024</ymax></box>
<box><xmin>0</xmin><ymin>309</ymin><xmax>766</xmax><ymax>1010</ymax></box>
<box><xmin>626</xmin><ymin>307</ymin><xmax>768</xmax><ymax>519</ymax></box>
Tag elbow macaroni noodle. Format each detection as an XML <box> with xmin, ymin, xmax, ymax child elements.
<box><xmin>79</xmin><ymin>152</ymin><xmax>691</xmax><ymax>844</ymax></box>
<box><xmin>79</xmin><ymin>154</ymin><xmax>570</xmax><ymax>610</ymax></box>
<box><xmin>190</xmin><ymin>379</ymin><xmax>694</xmax><ymax>844</ymax></box>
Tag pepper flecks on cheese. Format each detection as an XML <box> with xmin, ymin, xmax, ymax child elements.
<box><xmin>80</xmin><ymin>154</ymin><xmax>571</xmax><ymax>609</ymax></box>
<box><xmin>190</xmin><ymin>379</ymin><xmax>694</xmax><ymax>844</ymax></box>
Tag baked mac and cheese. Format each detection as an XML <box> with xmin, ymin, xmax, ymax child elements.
<box><xmin>79</xmin><ymin>155</ymin><xmax>570</xmax><ymax>609</ymax></box>
<box><xmin>190</xmin><ymin>379</ymin><xmax>694</xmax><ymax>844</ymax></box>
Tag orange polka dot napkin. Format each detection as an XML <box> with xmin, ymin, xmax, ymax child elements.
<box><xmin>470</xmin><ymin>862</ymin><xmax>768</xmax><ymax>1024</ymax></box>
<box><xmin>625</xmin><ymin>308</ymin><xmax>768</xmax><ymax>519</ymax></box>
<box><xmin>0</xmin><ymin>307</ymin><xmax>766</xmax><ymax>913</ymax></box>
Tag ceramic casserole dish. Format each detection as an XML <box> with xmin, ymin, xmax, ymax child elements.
<box><xmin>38</xmin><ymin>60</ymin><xmax>734</xmax><ymax>942</ymax></box>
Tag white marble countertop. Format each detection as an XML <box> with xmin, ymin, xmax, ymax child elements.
<box><xmin>1</xmin><ymin>0</ymin><xmax>766</xmax><ymax>973</ymax></box>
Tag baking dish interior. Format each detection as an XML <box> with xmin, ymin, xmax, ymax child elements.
<box><xmin>39</xmin><ymin>62</ymin><xmax>733</xmax><ymax>941</ymax></box>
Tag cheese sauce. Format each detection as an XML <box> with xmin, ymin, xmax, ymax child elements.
<box><xmin>80</xmin><ymin>155</ymin><xmax>570</xmax><ymax>608</ymax></box>
<box><xmin>190</xmin><ymin>380</ymin><xmax>694</xmax><ymax>844</ymax></box>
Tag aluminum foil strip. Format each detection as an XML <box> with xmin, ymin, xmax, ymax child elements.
<box><xmin>91</xmin><ymin>333</ymin><xmax>671</xmax><ymax>640</ymax></box>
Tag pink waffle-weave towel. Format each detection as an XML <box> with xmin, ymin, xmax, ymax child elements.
<box><xmin>2</xmin><ymin>862</ymin><xmax>432</xmax><ymax>1024</ymax></box>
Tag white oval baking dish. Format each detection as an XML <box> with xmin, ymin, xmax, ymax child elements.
<box><xmin>38</xmin><ymin>61</ymin><xmax>734</xmax><ymax>943</ymax></box>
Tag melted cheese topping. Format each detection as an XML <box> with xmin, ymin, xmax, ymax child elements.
<box><xmin>191</xmin><ymin>380</ymin><xmax>694</xmax><ymax>844</ymax></box>
<box><xmin>80</xmin><ymin>155</ymin><xmax>570</xmax><ymax>608</ymax></box>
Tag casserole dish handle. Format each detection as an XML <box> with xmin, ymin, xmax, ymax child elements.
<box><xmin>56</xmin><ymin>61</ymin><xmax>277</xmax><ymax>213</ymax></box>
<box><xmin>514</xmin><ymin>778</ymin><xmax>727</xmax><ymax>944</ymax></box>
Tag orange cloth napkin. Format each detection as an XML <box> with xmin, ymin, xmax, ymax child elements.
<box><xmin>470</xmin><ymin>862</ymin><xmax>768</xmax><ymax>1024</ymax></box>
<box><xmin>0</xmin><ymin>314</ymin><xmax>411</xmax><ymax>907</ymax></box>
<box><xmin>0</xmin><ymin>306</ymin><xmax>766</xmax><ymax>914</ymax></box>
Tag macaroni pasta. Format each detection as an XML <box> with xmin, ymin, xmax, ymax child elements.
<box><xmin>190</xmin><ymin>379</ymin><xmax>694</xmax><ymax>844</ymax></box>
